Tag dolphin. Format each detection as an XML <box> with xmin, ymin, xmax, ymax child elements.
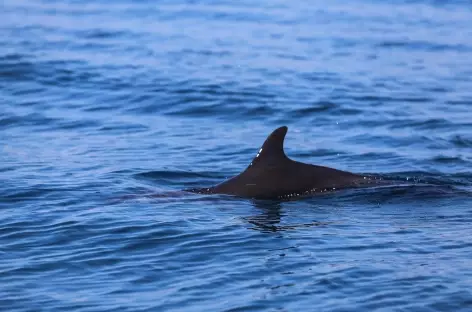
<box><xmin>187</xmin><ymin>126</ymin><xmax>381</xmax><ymax>200</ymax></box>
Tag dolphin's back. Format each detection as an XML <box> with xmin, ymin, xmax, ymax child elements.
<box><xmin>208</xmin><ymin>127</ymin><xmax>364</xmax><ymax>199</ymax></box>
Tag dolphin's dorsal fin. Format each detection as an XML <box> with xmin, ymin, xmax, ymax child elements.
<box><xmin>249</xmin><ymin>126</ymin><xmax>288</xmax><ymax>167</ymax></box>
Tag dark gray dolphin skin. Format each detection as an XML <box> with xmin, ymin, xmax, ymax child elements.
<box><xmin>187</xmin><ymin>126</ymin><xmax>378</xmax><ymax>200</ymax></box>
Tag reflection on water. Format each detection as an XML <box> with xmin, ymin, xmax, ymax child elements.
<box><xmin>246</xmin><ymin>200</ymin><xmax>334</xmax><ymax>232</ymax></box>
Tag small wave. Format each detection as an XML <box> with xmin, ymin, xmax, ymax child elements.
<box><xmin>450</xmin><ymin>135</ymin><xmax>472</xmax><ymax>148</ymax></box>
<box><xmin>383</xmin><ymin>171</ymin><xmax>472</xmax><ymax>186</ymax></box>
<box><xmin>134</xmin><ymin>170</ymin><xmax>218</xmax><ymax>180</ymax></box>
<box><xmin>0</xmin><ymin>54</ymin><xmax>36</xmax><ymax>81</ymax></box>
<box><xmin>133</xmin><ymin>170</ymin><xmax>224</xmax><ymax>188</ymax></box>
<box><xmin>431</xmin><ymin>155</ymin><xmax>469</xmax><ymax>165</ymax></box>
<box><xmin>389</xmin><ymin>118</ymin><xmax>454</xmax><ymax>131</ymax></box>
<box><xmin>289</xmin><ymin>101</ymin><xmax>363</xmax><ymax>119</ymax></box>
<box><xmin>0</xmin><ymin>113</ymin><xmax>59</xmax><ymax>130</ymax></box>
<box><xmin>376</xmin><ymin>40</ymin><xmax>471</xmax><ymax>53</ymax></box>
<box><xmin>78</xmin><ymin>29</ymin><xmax>130</xmax><ymax>40</ymax></box>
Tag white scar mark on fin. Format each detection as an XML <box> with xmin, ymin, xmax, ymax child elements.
<box><xmin>250</xmin><ymin>148</ymin><xmax>263</xmax><ymax>166</ymax></box>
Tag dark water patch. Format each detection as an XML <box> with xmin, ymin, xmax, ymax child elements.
<box><xmin>0</xmin><ymin>57</ymin><xmax>109</xmax><ymax>94</ymax></box>
<box><xmin>376</xmin><ymin>40</ymin><xmax>472</xmax><ymax>52</ymax></box>
<box><xmin>0</xmin><ymin>167</ymin><xmax>16</xmax><ymax>174</ymax></box>
<box><xmin>350</xmin><ymin>151</ymin><xmax>402</xmax><ymax>162</ymax></box>
<box><xmin>78</xmin><ymin>29</ymin><xmax>130</xmax><ymax>40</ymax></box>
<box><xmin>0</xmin><ymin>56</ymin><xmax>36</xmax><ymax>81</ymax></box>
<box><xmin>134</xmin><ymin>170</ymin><xmax>224</xmax><ymax>188</ymax></box>
<box><xmin>173</xmin><ymin>83</ymin><xmax>229</xmax><ymax>95</ymax></box>
<box><xmin>345</xmin><ymin>133</ymin><xmax>438</xmax><ymax>149</ymax></box>
<box><xmin>290</xmin><ymin>101</ymin><xmax>338</xmax><ymax>115</ymax></box>
<box><xmin>288</xmin><ymin>101</ymin><xmax>363</xmax><ymax>118</ymax></box>
<box><xmin>450</xmin><ymin>135</ymin><xmax>472</xmax><ymax>148</ymax></box>
<box><xmin>420</xmin><ymin>85</ymin><xmax>451</xmax><ymax>94</ymax></box>
<box><xmin>165</xmin><ymin>103</ymin><xmax>279</xmax><ymax>120</ymax></box>
<box><xmin>54</xmin><ymin>118</ymin><xmax>101</xmax><ymax>130</ymax></box>
<box><xmin>352</xmin><ymin>94</ymin><xmax>433</xmax><ymax>104</ymax></box>
<box><xmin>1</xmin><ymin>188</ymin><xmax>57</xmax><ymax>203</ymax></box>
<box><xmin>431</xmin><ymin>155</ymin><xmax>469</xmax><ymax>165</ymax></box>
<box><xmin>0</xmin><ymin>53</ymin><xmax>30</xmax><ymax>62</ymax></box>
<box><xmin>300</xmin><ymin>72</ymin><xmax>343</xmax><ymax>85</ymax></box>
<box><xmin>135</xmin><ymin>170</ymin><xmax>218</xmax><ymax>180</ymax></box>
<box><xmin>246</xmin><ymin>219</ymin><xmax>332</xmax><ymax>233</ymax></box>
<box><xmin>388</xmin><ymin>117</ymin><xmax>454</xmax><ymax>130</ymax></box>
<box><xmin>165</xmin><ymin>103</ymin><xmax>234</xmax><ymax>117</ymax></box>
<box><xmin>0</xmin><ymin>113</ymin><xmax>60</xmax><ymax>130</ymax></box>
<box><xmin>99</xmin><ymin>122</ymin><xmax>148</xmax><ymax>134</ymax></box>
<box><xmin>241</xmin><ymin>105</ymin><xmax>278</xmax><ymax>117</ymax></box>
<box><xmin>329</xmin><ymin>183</ymin><xmax>472</xmax><ymax>208</ymax></box>
<box><xmin>447</xmin><ymin>99</ymin><xmax>472</xmax><ymax>106</ymax></box>
<box><xmin>179</xmin><ymin>47</ymin><xmax>233</xmax><ymax>58</ymax></box>
<box><xmin>35</xmin><ymin>62</ymin><xmax>102</xmax><ymax>88</ymax></box>
<box><xmin>382</xmin><ymin>171</ymin><xmax>472</xmax><ymax>187</ymax></box>
<box><xmin>83</xmin><ymin>104</ymin><xmax>125</xmax><ymax>113</ymax></box>
<box><xmin>275</xmin><ymin>52</ymin><xmax>308</xmax><ymax>61</ymax></box>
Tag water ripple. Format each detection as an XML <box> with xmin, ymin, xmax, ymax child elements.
<box><xmin>2</xmin><ymin>0</ymin><xmax>472</xmax><ymax>311</ymax></box>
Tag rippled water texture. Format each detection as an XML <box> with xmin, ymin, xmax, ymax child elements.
<box><xmin>1</xmin><ymin>0</ymin><xmax>472</xmax><ymax>311</ymax></box>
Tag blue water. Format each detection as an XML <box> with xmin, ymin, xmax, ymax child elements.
<box><xmin>1</xmin><ymin>0</ymin><xmax>472</xmax><ymax>311</ymax></box>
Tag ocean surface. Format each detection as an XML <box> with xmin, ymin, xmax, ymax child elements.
<box><xmin>1</xmin><ymin>0</ymin><xmax>472</xmax><ymax>311</ymax></box>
